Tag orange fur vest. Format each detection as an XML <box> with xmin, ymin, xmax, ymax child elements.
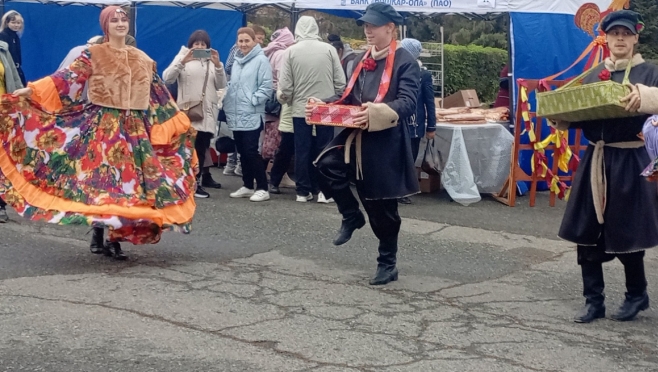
<box><xmin>87</xmin><ymin>44</ymin><xmax>154</xmax><ymax>110</ymax></box>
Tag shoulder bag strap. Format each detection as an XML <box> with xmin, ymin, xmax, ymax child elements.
<box><xmin>201</xmin><ymin>62</ymin><xmax>210</xmax><ymax>99</ymax></box>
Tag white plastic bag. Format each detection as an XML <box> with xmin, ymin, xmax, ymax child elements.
<box><xmin>441</xmin><ymin>127</ymin><xmax>481</xmax><ymax>206</ymax></box>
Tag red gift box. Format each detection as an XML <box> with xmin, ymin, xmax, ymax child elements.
<box><xmin>305</xmin><ymin>104</ymin><xmax>365</xmax><ymax>128</ymax></box>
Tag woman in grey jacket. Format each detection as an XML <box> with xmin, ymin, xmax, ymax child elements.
<box><xmin>223</xmin><ymin>27</ymin><xmax>273</xmax><ymax>202</ymax></box>
<box><xmin>0</xmin><ymin>39</ymin><xmax>23</xmax><ymax>223</ymax></box>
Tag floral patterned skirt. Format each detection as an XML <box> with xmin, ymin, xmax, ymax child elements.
<box><xmin>0</xmin><ymin>96</ymin><xmax>197</xmax><ymax>245</ymax></box>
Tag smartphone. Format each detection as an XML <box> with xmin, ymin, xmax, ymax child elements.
<box><xmin>193</xmin><ymin>49</ymin><xmax>211</xmax><ymax>59</ymax></box>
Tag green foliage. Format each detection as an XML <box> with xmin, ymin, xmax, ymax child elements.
<box><xmin>422</xmin><ymin>44</ymin><xmax>507</xmax><ymax>103</ymax></box>
<box><xmin>631</xmin><ymin>0</ymin><xmax>658</xmax><ymax>60</ymax></box>
<box><xmin>407</xmin><ymin>14</ymin><xmax>509</xmax><ymax>50</ymax></box>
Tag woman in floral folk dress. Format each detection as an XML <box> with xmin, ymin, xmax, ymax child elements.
<box><xmin>0</xmin><ymin>6</ymin><xmax>197</xmax><ymax>259</ymax></box>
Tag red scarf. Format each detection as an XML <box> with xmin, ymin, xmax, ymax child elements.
<box><xmin>336</xmin><ymin>40</ymin><xmax>396</xmax><ymax>104</ymax></box>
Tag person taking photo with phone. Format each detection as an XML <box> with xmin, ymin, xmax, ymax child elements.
<box><xmin>164</xmin><ymin>29</ymin><xmax>227</xmax><ymax>198</ymax></box>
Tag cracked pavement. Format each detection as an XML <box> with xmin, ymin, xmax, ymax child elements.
<box><xmin>1</xmin><ymin>169</ymin><xmax>657</xmax><ymax>371</ymax></box>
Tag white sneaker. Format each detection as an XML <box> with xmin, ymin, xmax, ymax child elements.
<box><xmin>223</xmin><ymin>165</ymin><xmax>236</xmax><ymax>176</ymax></box>
<box><xmin>230</xmin><ymin>187</ymin><xmax>254</xmax><ymax>198</ymax></box>
<box><xmin>234</xmin><ymin>164</ymin><xmax>243</xmax><ymax>176</ymax></box>
<box><xmin>250</xmin><ymin>190</ymin><xmax>270</xmax><ymax>202</ymax></box>
<box><xmin>296</xmin><ymin>193</ymin><xmax>313</xmax><ymax>203</ymax></box>
<box><xmin>317</xmin><ymin>192</ymin><xmax>334</xmax><ymax>204</ymax></box>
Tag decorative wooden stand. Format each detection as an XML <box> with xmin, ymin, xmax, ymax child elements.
<box><xmin>492</xmin><ymin>79</ymin><xmax>584</xmax><ymax>207</ymax></box>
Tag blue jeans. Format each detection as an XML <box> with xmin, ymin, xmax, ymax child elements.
<box><xmin>293</xmin><ymin>117</ymin><xmax>334</xmax><ymax>196</ymax></box>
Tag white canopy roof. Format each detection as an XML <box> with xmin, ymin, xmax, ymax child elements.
<box><xmin>1</xmin><ymin>0</ymin><xmax>616</xmax><ymax>15</ymax></box>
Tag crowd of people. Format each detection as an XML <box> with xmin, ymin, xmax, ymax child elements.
<box><xmin>1</xmin><ymin>5</ymin><xmax>658</xmax><ymax>323</ymax></box>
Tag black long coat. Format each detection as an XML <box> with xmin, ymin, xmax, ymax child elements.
<box><xmin>324</xmin><ymin>48</ymin><xmax>420</xmax><ymax>200</ymax></box>
<box><xmin>0</xmin><ymin>28</ymin><xmax>25</xmax><ymax>86</ymax></box>
<box><xmin>408</xmin><ymin>67</ymin><xmax>436</xmax><ymax>138</ymax></box>
<box><xmin>558</xmin><ymin>60</ymin><xmax>658</xmax><ymax>253</ymax></box>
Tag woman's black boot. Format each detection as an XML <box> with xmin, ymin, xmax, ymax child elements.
<box><xmin>103</xmin><ymin>240</ymin><xmax>127</xmax><ymax>261</ymax></box>
<box><xmin>89</xmin><ymin>227</ymin><xmax>105</xmax><ymax>254</ymax></box>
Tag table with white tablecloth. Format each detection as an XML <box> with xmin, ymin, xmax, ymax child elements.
<box><xmin>417</xmin><ymin>122</ymin><xmax>513</xmax><ymax>206</ymax></box>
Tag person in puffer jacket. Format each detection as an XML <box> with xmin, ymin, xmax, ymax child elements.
<box><xmin>223</xmin><ymin>27</ymin><xmax>273</xmax><ymax>202</ymax></box>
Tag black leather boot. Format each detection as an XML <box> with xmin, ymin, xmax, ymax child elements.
<box><xmin>369</xmin><ymin>238</ymin><xmax>399</xmax><ymax>286</ymax></box>
<box><xmin>612</xmin><ymin>254</ymin><xmax>649</xmax><ymax>321</ymax></box>
<box><xmin>0</xmin><ymin>205</ymin><xmax>7</xmax><ymax>223</ymax></box>
<box><xmin>333</xmin><ymin>210</ymin><xmax>366</xmax><ymax>246</ymax></box>
<box><xmin>201</xmin><ymin>171</ymin><xmax>222</xmax><ymax>189</ymax></box>
<box><xmin>103</xmin><ymin>240</ymin><xmax>127</xmax><ymax>261</ymax></box>
<box><xmin>89</xmin><ymin>227</ymin><xmax>105</xmax><ymax>254</ymax></box>
<box><xmin>574</xmin><ymin>262</ymin><xmax>606</xmax><ymax>323</ymax></box>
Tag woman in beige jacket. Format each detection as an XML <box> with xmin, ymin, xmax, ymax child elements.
<box><xmin>164</xmin><ymin>30</ymin><xmax>226</xmax><ymax>198</ymax></box>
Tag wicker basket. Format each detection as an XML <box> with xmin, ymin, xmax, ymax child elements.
<box><xmin>305</xmin><ymin>103</ymin><xmax>365</xmax><ymax>129</ymax></box>
<box><xmin>536</xmin><ymin>62</ymin><xmax>642</xmax><ymax>122</ymax></box>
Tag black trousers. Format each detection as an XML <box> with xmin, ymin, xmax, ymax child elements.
<box><xmin>195</xmin><ymin>131</ymin><xmax>213</xmax><ymax>176</ymax></box>
<box><xmin>234</xmin><ymin>126</ymin><xmax>268</xmax><ymax>191</ymax></box>
<box><xmin>270</xmin><ymin>132</ymin><xmax>294</xmax><ymax>187</ymax></box>
<box><xmin>293</xmin><ymin>117</ymin><xmax>334</xmax><ymax>196</ymax></box>
<box><xmin>410</xmin><ymin>137</ymin><xmax>421</xmax><ymax>166</ymax></box>
<box><xmin>578</xmin><ymin>241</ymin><xmax>648</xmax><ymax>298</ymax></box>
<box><xmin>0</xmin><ymin>197</ymin><xmax>6</xmax><ymax>208</ymax></box>
<box><xmin>316</xmin><ymin>147</ymin><xmax>401</xmax><ymax>242</ymax></box>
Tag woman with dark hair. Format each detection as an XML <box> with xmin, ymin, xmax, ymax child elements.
<box><xmin>0</xmin><ymin>10</ymin><xmax>25</xmax><ymax>86</ymax></box>
<box><xmin>164</xmin><ymin>29</ymin><xmax>226</xmax><ymax>198</ymax></box>
<box><xmin>223</xmin><ymin>27</ymin><xmax>273</xmax><ymax>202</ymax></box>
<box><xmin>311</xmin><ymin>3</ymin><xmax>420</xmax><ymax>285</ymax></box>
<box><xmin>3</xmin><ymin>6</ymin><xmax>197</xmax><ymax>260</ymax></box>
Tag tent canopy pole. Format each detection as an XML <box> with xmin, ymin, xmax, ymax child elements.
<box><xmin>129</xmin><ymin>2</ymin><xmax>137</xmax><ymax>37</ymax></box>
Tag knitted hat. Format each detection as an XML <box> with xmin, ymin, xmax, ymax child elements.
<box><xmin>400</xmin><ymin>38</ymin><xmax>422</xmax><ymax>60</ymax></box>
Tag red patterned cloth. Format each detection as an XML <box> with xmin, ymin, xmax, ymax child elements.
<box><xmin>306</xmin><ymin>104</ymin><xmax>364</xmax><ymax>128</ymax></box>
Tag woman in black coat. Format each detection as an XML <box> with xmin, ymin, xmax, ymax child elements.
<box><xmin>309</xmin><ymin>3</ymin><xmax>420</xmax><ymax>286</ymax></box>
<box><xmin>0</xmin><ymin>11</ymin><xmax>25</xmax><ymax>86</ymax></box>
<box><xmin>555</xmin><ymin>10</ymin><xmax>658</xmax><ymax>323</ymax></box>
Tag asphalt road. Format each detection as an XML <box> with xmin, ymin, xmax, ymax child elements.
<box><xmin>1</xmin><ymin>168</ymin><xmax>656</xmax><ymax>371</ymax></box>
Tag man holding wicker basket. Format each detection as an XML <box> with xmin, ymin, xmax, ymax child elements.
<box><xmin>548</xmin><ymin>10</ymin><xmax>658</xmax><ymax>323</ymax></box>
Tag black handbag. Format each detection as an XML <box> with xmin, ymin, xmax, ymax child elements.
<box><xmin>217</xmin><ymin>108</ymin><xmax>227</xmax><ymax>123</ymax></box>
<box><xmin>264</xmin><ymin>91</ymin><xmax>281</xmax><ymax>116</ymax></box>
<box><xmin>215</xmin><ymin>136</ymin><xmax>236</xmax><ymax>154</ymax></box>
<box><xmin>421</xmin><ymin>139</ymin><xmax>443</xmax><ymax>176</ymax></box>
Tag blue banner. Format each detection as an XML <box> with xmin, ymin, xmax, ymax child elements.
<box><xmin>3</xmin><ymin>3</ymin><xmax>241</xmax><ymax>81</ymax></box>
<box><xmin>511</xmin><ymin>12</ymin><xmax>594</xmax><ymax>190</ymax></box>
<box><xmin>136</xmin><ymin>5</ymin><xmax>242</xmax><ymax>76</ymax></box>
